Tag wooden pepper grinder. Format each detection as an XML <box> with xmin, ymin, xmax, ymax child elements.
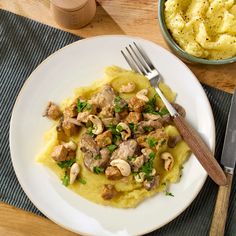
<box><xmin>50</xmin><ymin>0</ymin><xmax>96</xmax><ymax>29</ymax></box>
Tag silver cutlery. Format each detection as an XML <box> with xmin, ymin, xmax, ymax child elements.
<box><xmin>121</xmin><ymin>42</ymin><xmax>227</xmax><ymax>186</ymax></box>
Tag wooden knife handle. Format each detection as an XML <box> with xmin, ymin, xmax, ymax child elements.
<box><xmin>173</xmin><ymin>115</ymin><xmax>227</xmax><ymax>186</ymax></box>
<box><xmin>209</xmin><ymin>172</ymin><xmax>233</xmax><ymax>236</ymax></box>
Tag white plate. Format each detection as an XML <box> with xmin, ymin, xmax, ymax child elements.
<box><xmin>10</xmin><ymin>35</ymin><xmax>215</xmax><ymax>236</ymax></box>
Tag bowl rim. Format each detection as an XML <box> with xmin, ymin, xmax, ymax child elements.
<box><xmin>157</xmin><ymin>0</ymin><xmax>236</xmax><ymax>65</ymax></box>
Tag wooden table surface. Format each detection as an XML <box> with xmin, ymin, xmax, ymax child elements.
<box><xmin>0</xmin><ymin>0</ymin><xmax>235</xmax><ymax>235</ymax></box>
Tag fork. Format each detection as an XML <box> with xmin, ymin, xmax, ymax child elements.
<box><xmin>121</xmin><ymin>42</ymin><xmax>227</xmax><ymax>186</ymax></box>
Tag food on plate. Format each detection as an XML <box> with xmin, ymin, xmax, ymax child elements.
<box><xmin>37</xmin><ymin>66</ymin><xmax>191</xmax><ymax>208</ymax></box>
<box><xmin>164</xmin><ymin>0</ymin><xmax>236</xmax><ymax>60</ymax></box>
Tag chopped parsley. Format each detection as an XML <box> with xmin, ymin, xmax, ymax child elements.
<box><xmin>87</xmin><ymin>127</ymin><xmax>95</xmax><ymax>137</ymax></box>
<box><xmin>146</xmin><ymin>137</ymin><xmax>158</xmax><ymax>148</ymax></box>
<box><xmin>62</xmin><ymin>173</ymin><xmax>70</xmax><ymax>186</ymax></box>
<box><xmin>159</xmin><ymin>108</ymin><xmax>169</xmax><ymax>116</ymax></box>
<box><xmin>94</xmin><ymin>154</ymin><xmax>102</xmax><ymax>160</ymax></box>
<box><xmin>129</xmin><ymin>123</ymin><xmax>137</xmax><ymax>133</ymax></box>
<box><xmin>57</xmin><ymin>159</ymin><xmax>75</xmax><ymax>169</ymax></box>
<box><xmin>140</xmin><ymin>160</ymin><xmax>153</xmax><ymax>176</ymax></box>
<box><xmin>149</xmin><ymin>152</ymin><xmax>155</xmax><ymax>160</ymax></box>
<box><xmin>77</xmin><ymin>99</ymin><xmax>91</xmax><ymax>112</ymax></box>
<box><xmin>107</xmin><ymin>144</ymin><xmax>117</xmax><ymax>152</ymax></box>
<box><xmin>143</xmin><ymin>95</ymin><xmax>159</xmax><ymax>115</ymax></box>
<box><xmin>114</xmin><ymin>96</ymin><xmax>128</xmax><ymax>113</ymax></box>
<box><xmin>116</xmin><ymin>125</ymin><xmax>123</xmax><ymax>132</ymax></box>
<box><xmin>78</xmin><ymin>178</ymin><xmax>87</xmax><ymax>185</ymax></box>
<box><xmin>107</xmin><ymin>124</ymin><xmax>121</xmax><ymax>143</ymax></box>
<box><xmin>143</xmin><ymin>126</ymin><xmax>154</xmax><ymax>132</ymax></box>
<box><xmin>165</xmin><ymin>191</ymin><xmax>174</xmax><ymax>197</ymax></box>
<box><xmin>93</xmin><ymin>166</ymin><xmax>104</xmax><ymax>174</ymax></box>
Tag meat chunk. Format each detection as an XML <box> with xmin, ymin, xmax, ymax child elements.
<box><xmin>130</xmin><ymin>155</ymin><xmax>145</xmax><ymax>172</ymax></box>
<box><xmin>56</xmin><ymin>118</ymin><xmax>68</xmax><ymax>142</ymax></box>
<box><xmin>99</xmin><ymin>105</ymin><xmax>114</xmax><ymax>118</ymax></box>
<box><xmin>128</xmin><ymin>96</ymin><xmax>146</xmax><ymax>112</ymax></box>
<box><xmin>43</xmin><ymin>102</ymin><xmax>62</xmax><ymax>120</ymax></box>
<box><xmin>161</xmin><ymin>114</ymin><xmax>172</xmax><ymax>125</ymax></box>
<box><xmin>143</xmin><ymin>176</ymin><xmax>159</xmax><ymax>191</ymax></box>
<box><xmin>95</xmin><ymin>130</ymin><xmax>112</xmax><ymax>148</ymax></box>
<box><xmin>80</xmin><ymin>133</ymin><xmax>99</xmax><ymax>156</ymax></box>
<box><xmin>167</xmin><ymin>135</ymin><xmax>182</xmax><ymax>148</ymax></box>
<box><xmin>91</xmin><ymin>85</ymin><xmax>116</xmax><ymax>108</ymax></box>
<box><xmin>101</xmin><ymin>117</ymin><xmax>119</xmax><ymax>127</ymax></box>
<box><xmin>137</xmin><ymin>120</ymin><xmax>163</xmax><ymax>134</ymax></box>
<box><xmin>105</xmin><ymin>166</ymin><xmax>122</xmax><ymax>180</ymax></box>
<box><xmin>126</xmin><ymin>112</ymin><xmax>142</xmax><ymax>124</ymax></box>
<box><xmin>101</xmin><ymin>184</ymin><xmax>117</xmax><ymax>200</ymax></box>
<box><xmin>111</xmin><ymin>139</ymin><xmax>138</xmax><ymax>161</ymax></box>
<box><xmin>64</xmin><ymin>101</ymin><xmax>78</xmax><ymax>118</ymax></box>
<box><xmin>62</xmin><ymin>118</ymin><xmax>79</xmax><ymax>137</ymax></box>
<box><xmin>51</xmin><ymin>145</ymin><xmax>69</xmax><ymax>161</ymax></box>
<box><xmin>143</xmin><ymin>113</ymin><xmax>161</xmax><ymax>121</ymax></box>
<box><xmin>83</xmin><ymin>149</ymin><xmax>109</xmax><ymax>172</ymax></box>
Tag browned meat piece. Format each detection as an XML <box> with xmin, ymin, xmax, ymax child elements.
<box><xmin>101</xmin><ymin>117</ymin><xmax>119</xmax><ymax>127</ymax></box>
<box><xmin>167</xmin><ymin>135</ymin><xmax>182</xmax><ymax>148</ymax></box>
<box><xmin>95</xmin><ymin>130</ymin><xmax>112</xmax><ymax>148</ymax></box>
<box><xmin>137</xmin><ymin>120</ymin><xmax>163</xmax><ymax>134</ymax></box>
<box><xmin>143</xmin><ymin>113</ymin><xmax>161</xmax><ymax>121</ymax></box>
<box><xmin>43</xmin><ymin>102</ymin><xmax>62</xmax><ymax>120</ymax></box>
<box><xmin>83</xmin><ymin>148</ymin><xmax>109</xmax><ymax>172</ymax></box>
<box><xmin>80</xmin><ymin>133</ymin><xmax>99</xmax><ymax>156</ymax></box>
<box><xmin>105</xmin><ymin>166</ymin><xmax>122</xmax><ymax>180</ymax></box>
<box><xmin>130</xmin><ymin>155</ymin><xmax>145</xmax><ymax>172</ymax></box>
<box><xmin>62</xmin><ymin>118</ymin><xmax>79</xmax><ymax>137</ymax></box>
<box><xmin>99</xmin><ymin>105</ymin><xmax>114</xmax><ymax>118</ymax></box>
<box><xmin>143</xmin><ymin>175</ymin><xmax>159</xmax><ymax>191</ymax></box>
<box><xmin>64</xmin><ymin>101</ymin><xmax>78</xmax><ymax>118</ymax></box>
<box><xmin>172</xmin><ymin>103</ymin><xmax>186</xmax><ymax>117</ymax></box>
<box><xmin>111</xmin><ymin>139</ymin><xmax>138</xmax><ymax>161</ymax></box>
<box><xmin>101</xmin><ymin>184</ymin><xmax>117</xmax><ymax>200</ymax></box>
<box><xmin>116</xmin><ymin>110</ymin><xmax>129</xmax><ymax>119</ymax></box>
<box><xmin>91</xmin><ymin>85</ymin><xmax>116</xmax><ymax>109</ymax></box>
<box><xmin>141</xmin><ymin>148</ymin><xmax>153</xmax><ymax>161</ymax></box>
<box><xmin>128</xmin><ymin>96</ymin><xmax>146</xmax><ymax>112</ymax></box>
<box><xmin>161</xmin><ymin>114</ymin><xmax>172</xmax><ymax>125</ymax></box>
<box><xmin>51</xmin><ymin>145</ymin><xmax>69</xmax><ymax>161</ymax></box>
<box><xmin>77</xmin><ymin>111</ymin><xmax>91</xmax><ymax>123</ymax></box>
<box><xmin>56</xmin><ymin>118</ymin><xmax>68</xmax><ymax>142</ymax></box>
<box><xmin>126</xmin><ymin>112</ymin><xmax>142</xmax><ymax>124</ymax></box>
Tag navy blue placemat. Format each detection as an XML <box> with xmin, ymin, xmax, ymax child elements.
<box><xmin>0</xmin><ymin>9</ymin><xmax>235</xmax><ymax>236</ymax></box>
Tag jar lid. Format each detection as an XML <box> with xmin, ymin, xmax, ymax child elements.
<box><xmin>51</xmin><ymin>0</ymin><xmax>88</xmax><ymax>12</ymax></box>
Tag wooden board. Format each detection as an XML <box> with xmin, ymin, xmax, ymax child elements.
<box><xmin>0</xmin><ymin>0</ymin><xmax>235</xmax><ymax>235</ymax></box>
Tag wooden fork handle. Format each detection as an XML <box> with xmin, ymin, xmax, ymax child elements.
<box><xmin>209</xmin><ymin>172</ymin><xmax>233</xmax><ymax>236</ymax></box>
<box><xmin>173</xmin><ymin>115</ymin><xmax>227</xmax><ymax>186</ymax></box>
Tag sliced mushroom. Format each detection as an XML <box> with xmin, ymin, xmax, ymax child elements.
<box><xmin>69</xmin><ymin>163</ymin><xmax>80</xmax><ymax>184</ymax></box>
<box><xmin>167</xmin><ymin>135</ymin><xmax>182</xmax><ymax>148</ymax></box>
<box><xmin>131</xmin><ymin>155</ymin><xmax>145</xmax><ymax>172</ymax></box>
<box><xmin>119</xmin><ymin>82</ymin><xmax>136</xmax><ymax>93</ymax></box>
<box><xmin>110</xmin><ymin>159</ymin><xmax>131</xmax><ymax>177</ymax></box>
<box><xmin>88</xmin><ymin>115</ymin><xmax>104</xmax><ymax>135</ymax></box>
<box><xmin>136</xmin><ymin>89</ymin><xmax>149</xmax><ymax>102</ymax></box>
<box><xmin>117</xmin><ymin>122</ymin><xmax>131</xmax><ymax>140</ymax></box>
<box><xmin>134</xmin><ymin>172</ymin><xmax>145</xmax><ymax>183</ymax></box>
<box><xmin>43</xmin><ymin>102</ymin><xmax>62</xmax><ymax>120</ymax></box>
<box><xmin>143</xmin><ymin>175</ymin><xmax>159</xmax><ymax>191</ymax></box>
<box><xmin>161</xmin><ymin>152</ymin><xmax>174</xmax><ymax>171</ymax></box>
<box><xmin>101</xmin><ymin>184</ymin><xmax>117</xmax><ymax>200</ymax></box>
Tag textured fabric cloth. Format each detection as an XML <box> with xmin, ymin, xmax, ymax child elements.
<box><xmin>0</xmin><ymin>9</ymin><xmax>235</xmax><ymax>236</ymax></box>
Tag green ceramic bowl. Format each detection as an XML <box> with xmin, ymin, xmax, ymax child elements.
<box><xmin>158</xmin><ymin>0</ymin><xmax>236</xmax><ymax>65</ymax></box>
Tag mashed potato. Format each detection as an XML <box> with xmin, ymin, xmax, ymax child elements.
<box><xmin>165</xmin><ymin>0</ymin><xmax>236</xmax><ymax>60</ymax></box>
<box><xmin>37</xmin><ymin>66</ymin><xmax>191</xmax><ymax>208</ymax></box>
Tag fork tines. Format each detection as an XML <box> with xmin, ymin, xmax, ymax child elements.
<box><xmin>121</xmin><ymin>42</ymin><xmax>155</xmax><ymax>76</ymax></box>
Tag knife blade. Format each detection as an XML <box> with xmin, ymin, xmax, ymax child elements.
<box><xmin>221</xmin><ymin>87</ymin><xmax>236</xmax><ymax>174</ymax></box>
<box><xmin>210</xmin><ymin>87</ymin><xmax>236</xmax><ymax>236</ymax></box>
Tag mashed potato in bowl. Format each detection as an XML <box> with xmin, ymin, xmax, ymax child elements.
<box><xmin>164</xmin><ymin>0</ymin><xmax>236</xmax><ymax>60</ymax></box>
<box><xmin>37</xmin><ymin>66</ymin><xmax>191</xmax><ymax>208</ymax></box>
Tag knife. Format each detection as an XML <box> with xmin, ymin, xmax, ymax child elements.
<box><xmin>209</xmin><ymin>87</ymin><xmax>236</xmax><ymax>236</ymax></box>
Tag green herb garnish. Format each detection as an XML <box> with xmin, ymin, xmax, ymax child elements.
<box><xmin>114</xmin><ymin>96</ymin><xmax>128</xmax><ymax>113</ymax></box>
<box><xmin>165</xmin><ymin>191</ymin><xmax>174</xmax><ymax>197</ymax></box>
<box><xmin>94</xmin><ymin>154</ymin><xmax>102</xmax><ymax>160</ymax></box>
<box><xmin>77</xmin><ymin>99</ymin><xmax>91</xmax><ymax>112</ymax></box>
<box><xmin>87</xmin><ymin>127</ymin><xmax>94</xmax><ymax>136</ymax></box>
<box><xmin>143</xmin><ymin>95</ymin><xmax>159</xmax><ymax>115</ymax></box>
<box><xmin>107</xmin><ymin>144</ymin><xmax>117</xmax><ymax>152</ymax></box>
<box><xmin>57</xmin><ymin>159</ymin><xmax>75</xmax><ymax>169</ymax></box>
<box><xmin>78</xmin><ymin>178</ymin><xmax>87</xmax><ymax>185</ymax></box>
<box><xmin>146</xmin><ymin>137</ymin><xmax>158</xmax><ymax>148</ymax></box>
<box><xmin>108</xmin><ymin>124</ymin><xmax>121</xmax><ymax>143</ymax></box>
<box><xmin>159</xmin><ymin>108</ymin><xmax>169</xmax><ymax>116</ymax></box>
<box><xmin>62</xmin><ymin>173</ymin><xmax>70</xmax><ymax>186</ymax></box>
<box><xmin>143</xmin><ymin>126</ymin><xmax>154</xmax><ymax>132</ymax></box>
<box><xmin>116</xmin><ymin>125</ymin><xmax>123</xmax><ymax>132</ymax></box>
<box><xmin>140</xmin><ymin>160</ymin><xmax>153</xmax><ymax>176</ymax></box>
<box><xmin>129</xmin><ymin>123</ymin><xmax>137</xmax><ymax>133</ymax></box>
<box><xmin>149</xmin><ymin>152</ymin><xmax>155</xmax><ymax>160</ymax></box>
<box><xmin>93</xmin><ymin>166</ymin><xmax>104</xmax><ymax>174</ymax></box>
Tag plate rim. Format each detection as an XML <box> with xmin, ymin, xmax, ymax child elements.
<box><xmin>9</xmin><ymin>35</ymin><xmax>215</xmax><ymax>235</ymax></box>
